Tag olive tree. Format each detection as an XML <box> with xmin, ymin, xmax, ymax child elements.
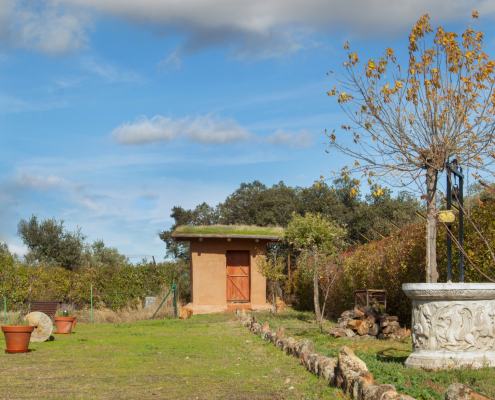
<box><xmin>284</xmin><ymin>212</ymin><xmax>346</xmax><ymax>330</ymax></box>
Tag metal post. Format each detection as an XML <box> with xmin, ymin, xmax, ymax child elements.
<box><xmin>151</xmin><ymin>284</ymin><xmax>176</xmax><ymax>320</ymax></box>
<box><xmin>4</xmin><ymin>296</ymin><xmax>6</xmax><ymax>325</ymax></box>
<box><xmin>446</xmin><ymin>163</ymin><xmax>452</xmax><ymax>282</ymax></box>
<box><xmin>90</xmin><ymin>284</ymin><xmax>93</xmax><ymax>324</ymax></box>
<box><xmin>459</xmin><ymin>169</ymin><xmax>464</xmax><ymax>282</ymax></box>
<box><xmin>174</xmin><ymin>285</ymin><xmax>177</xmax><ymax>319</ymax></box>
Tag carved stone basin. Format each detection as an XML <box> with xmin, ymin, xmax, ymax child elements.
<box><xmin>403</xmin><ymin>283</ymin><xmax>495</xmax><ymax>369</ymax></box>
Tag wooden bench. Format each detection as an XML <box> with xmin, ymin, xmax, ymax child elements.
<box><xmin>28</xmin><ymin>301</ymin><xmax>62</xmax><ymax>317</ymax></box>
<box><xmin>355</xmin><ymin>290</ymin><xmax>387</xmax><ymax>311</ymax></box>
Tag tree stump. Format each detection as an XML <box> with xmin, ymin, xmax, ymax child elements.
<box><xmin>26</xmin><ymin>312</ymin><xmax>53</xmax><ymax>342</ymax></box>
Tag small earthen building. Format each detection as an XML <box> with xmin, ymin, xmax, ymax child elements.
<box><xmin>172</xmin><ymin>228</ymin><xmax>282</xmax><ymax>314</ymax></box>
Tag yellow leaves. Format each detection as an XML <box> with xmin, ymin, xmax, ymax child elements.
<box><xmin>354</xmin><ymin>160</ymin><xmax>360</xmax><ymax>167</ymax></box>
<box><xmin>350</xmin><ymin>188</ymin><xmax>358</xmax><ymax>198</ymax></box>
<box><xmin>365</xmin><ymin>122</ymin><xmax>372</xmax><ymax>130</ymax></box>
<box><xmin>330</xmin><ymin>134</ymin><xmax>336</xmax><ymax>141</ymax></box>
<box><xmin>473</xmin><ymin>11</ymin><xmax>479</xmax><ymax>19</ymax></box>
<box><xmin>473</xmin><ymin>155</ymin><xmax>484</xmax><ymax>164</ymax></box>
<box><xmin>368</xmin><ymin>61</ymin><xmax>375</xmax><ymax>70</ymax></box>
<box><xmin>466</xmin><ymin>51</ymin><xmax>472</xmax><ymax>59</ymax></box>
<box><xmin>353</xmin><ymin>179</ymin><xmax>360</xmax><ymax>186</ymax></box>
<box><xmin>410</xmin><ymin>69</ymin><xmax>415</xmax><ymax>75</ymax></box>
<box><xmin>338</xmin><ymin>92</ymin><xmax>353</xmax><ymax>103</ymax></box>
<box><xmin>327</xmin><ymin>86</ymin><xmax>337</xmax><ymax>96</ymax></box>
<box><xmin>395</xmin><ymin>80</ymin><xmax>403</xmax><ymax>89</ymax></box>
<box><xmin>344</xmin><ymin>42</ymin><xmax>350</xmax><ymax>50</ymax></box>
<box><xmin>373</xmin><ymin>187</ymin><xmax>384</xmax><ymax>197</ymax></box>
<box><xmin>385</xmin><ymin>47</ymin><xmax>395</xmax><ymax>60</ymax></box>
<box><xmin>479</xmin><ymin>198</ymin><xmax>484</xmax><ymax>207</ymax></box>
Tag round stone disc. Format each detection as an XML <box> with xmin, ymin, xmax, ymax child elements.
<box><xmin>26</xmin><ymin>312</ymin><xmax>53</xmax><ymax>343</ymax></box>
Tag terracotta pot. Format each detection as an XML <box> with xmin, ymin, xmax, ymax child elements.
<box><xmin>54</xmin><ymin>317</ymin><xmax>76</xmax><ymax>334</ymax></box>
<box><xmin>2</xmin><ymin>326</ymin><xmax>35</xmax><ymax>353</ymax></box>
<box><xmin>72</xmin><ymin>316</ymin><xmax>77</xmax><ymax>329</ymax></box>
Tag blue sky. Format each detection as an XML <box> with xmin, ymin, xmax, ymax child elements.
<box><xmin>1</xmin><ymin>0</ymin><xmax>495</xmax><ymax>261</ymax></box>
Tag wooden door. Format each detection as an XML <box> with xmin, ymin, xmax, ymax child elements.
<box><xmin>226</xmin><ymin>251</ymin><xmax>250</xmax><ymax>302</ymax></box>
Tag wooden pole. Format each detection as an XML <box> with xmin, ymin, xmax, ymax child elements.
<box><xmin>288</xmin><ymin>247</ymin><xmax>290</xmax><ymax>279</ymax></box>
<box><xmin>28</xmin><ymin>287</ymin><xmax>32</xmax><ymax>314</ymax></box>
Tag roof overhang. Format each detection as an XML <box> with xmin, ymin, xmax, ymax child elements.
<box><xmin>171</xmin><ymin>233</ymin><xmax>282</xmax><ymax>242</ymax></box>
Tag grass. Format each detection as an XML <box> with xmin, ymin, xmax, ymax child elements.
<box><xmin>254</xmin><ymin>310</ymin><xmax>495</xmax><ymax>400</ymax></box>
<box><xmin>0</xmin><ymin>313</ymin><xmax>342</xmax><ymax>399</ymax></box>
<box><xmin>173</xmin><ymin>225</ymin><xmax>284</xmax><ymax>237</ymax></box>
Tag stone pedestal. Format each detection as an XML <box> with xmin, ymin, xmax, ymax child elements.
<box><xmin>403</xmin><ymin>283</ymin><xmax>495</xmax><ymax>369</ymax></box>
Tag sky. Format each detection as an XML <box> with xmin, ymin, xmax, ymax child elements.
<box><xmin>1</xmin><ymin>0</ymin><xmax>495</xmax><ymax>261</ymax></box>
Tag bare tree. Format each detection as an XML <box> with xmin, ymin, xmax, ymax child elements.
<box><xmin>326</xmin><ymin>12</ymin><xmax>495</xmax><ymax>282</ymax></box>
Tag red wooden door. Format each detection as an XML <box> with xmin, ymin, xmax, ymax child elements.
<box><xmin>226</xmin><ymin>251</ymin><xmax>250</xmax><ymax>302</ymax></box>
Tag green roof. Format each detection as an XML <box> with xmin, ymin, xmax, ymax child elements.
<box><xmin>172</xmin><ymin>225</ymin><xmax>284</xmax><ymax>238</ymax></box>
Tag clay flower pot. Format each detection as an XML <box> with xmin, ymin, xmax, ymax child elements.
<box><xmin>54</xmin><ymin>317</ymin><xmax>76</xmax><ymax>334</ymax></box>
<box><xmin>72</xmin><ymin>316</ymin><xmax>77</xmax><ymax>329</ymax></box>
<box><xmin>2</xmin><ymin>326</ymin><xmax>35</xmax><ymax>353</ymax></box>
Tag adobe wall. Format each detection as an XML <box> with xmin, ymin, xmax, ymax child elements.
<box><xmin>189</xmin><ymin>238</ymin><xmax>268</xmax><ymax>307</ymax></box>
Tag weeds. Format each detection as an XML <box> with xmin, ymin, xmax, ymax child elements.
<box><xmin>77</xmin><ymin>287</ymin><xmax>181</xmax><ymax>324</ymax></box>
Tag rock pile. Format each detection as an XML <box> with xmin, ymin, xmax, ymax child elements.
<box><xmin>329</xmin><ymin>305</ymin><xmax>410</xmax><ymax>341</ymax></box>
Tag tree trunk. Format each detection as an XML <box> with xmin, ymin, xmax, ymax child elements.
<box><xmin>426</xmin><ymin>166</ymin><xmax>439</xmax><ymax>283</ymax></box>
<box><xmin>313</xmin><ymin>251</ymin><xmax>321</xmax><ymax>323</ymax></box>
<box><xmin>272</xmin><ymin>282</ymin><xmax>277</xmax><ymax>314</ymax></box>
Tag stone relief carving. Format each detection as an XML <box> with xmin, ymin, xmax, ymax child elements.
<box><xmin>412</xmin><ymin>301</ymin><xmax>495</xmax><ymax>352</ymax></box>
<box><xmin>405</xmin><ymin>289</ymin><xmax>495</xmax><ymax>300</ymax></box>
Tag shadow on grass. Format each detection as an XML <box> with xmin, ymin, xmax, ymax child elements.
<box><xmin>375</xmin><ymin>348</ymin><xmax>408</xmax><ymax>364</ymax></box>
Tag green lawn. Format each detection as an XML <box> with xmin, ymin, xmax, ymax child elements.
<box><xmin>255</xmin><ymin>311</ymin><xmax>495</xmax><ymax>400</ymax></box>
<box><xmin>0</xmin><ymin>314</ymin><xmax>342</xmax><ymax>400</ymax></box>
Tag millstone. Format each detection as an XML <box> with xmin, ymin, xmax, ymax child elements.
<box><xmin>26</xmin><ymin>312</ymin><xmax>53</xmax><ymax>342</ymax></box>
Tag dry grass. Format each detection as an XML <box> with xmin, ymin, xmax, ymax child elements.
<box><xmin>1</xmin><ymin>311</ymin><xmax>30</xmax><ymax>326</ymax></box>
<box><xmin>77</xmin><ymin>287</ymin><xmax>182</xmax><ymax>324</ymax></box>
<box><xmin>174</xmin><ymin>224</ymin><xmax>284</xmax><ymax>236</ymax></box>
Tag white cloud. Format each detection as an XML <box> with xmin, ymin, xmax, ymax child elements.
<box><xmin>111</xmin><ymin>114</ymin><xmax>253</xmax><ymax>145</ymax></box>
<box><xmin>157</xmin><ymin>52</ymin><xmax>182</xmax><ymax>73</ymax></box>
<box><xmin>17</xmin><ymin>173</ymin><xmax>98</xmax><ymax>210</ymax></box>
<box><xmin>266</xmin><ymin>129</ymin><xmax>314</xmax><ymax>149</ymax></box>
<box><xmin>18</xmin><ymin>173</ymin><xmax>82</xmax><ymax>191</ymax></box>
<box><xmin>8</xmin><ymin>244</ymin><xmax>27</xmax><ymax>257</ymax></box>
<box><xmin>5</xmin><ymin>0</ymin><xmax>91</xmax><ymax>56</ymax></box>
<box><xmin>3</xmin><ymin>0</ymin><xmax>494</xmax><ymax>58</ymax></box>
<box><xmin>81</xmin><ymin>56</ymin><xmax>142</xmax><ymax>83</ymax></box>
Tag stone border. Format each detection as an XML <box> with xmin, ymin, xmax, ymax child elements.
<box><xmin>237</xmin><ymin>313</ymin><xmax>494</xmax><ymax>400</ymax></box>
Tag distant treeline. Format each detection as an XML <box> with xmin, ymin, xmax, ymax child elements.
<box><xmin>160</xmin><ymin>179</ymin><xmax>424</xmax><ymax>261</ymax></box>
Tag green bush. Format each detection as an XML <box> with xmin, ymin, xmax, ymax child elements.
<box><xmin>289</xmin><ymin>199</ymin><xmax>495</xmax><ymax>325</ymax></box>
<box><xmin>0</xmin><ymin>257</ymin><xmax>190</xmax><ymax>311</ymax></box>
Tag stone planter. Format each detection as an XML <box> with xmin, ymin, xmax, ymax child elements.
<box><xmin>403</xmin><ymin>283</ymin><xmax>495</xmax><ymax>369</ymax></box>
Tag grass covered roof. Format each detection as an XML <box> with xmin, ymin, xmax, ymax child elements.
<box><xmin>172</xmin><ymin>225</ymin><xmax>284</xmax><ymax>238</ymax></box>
